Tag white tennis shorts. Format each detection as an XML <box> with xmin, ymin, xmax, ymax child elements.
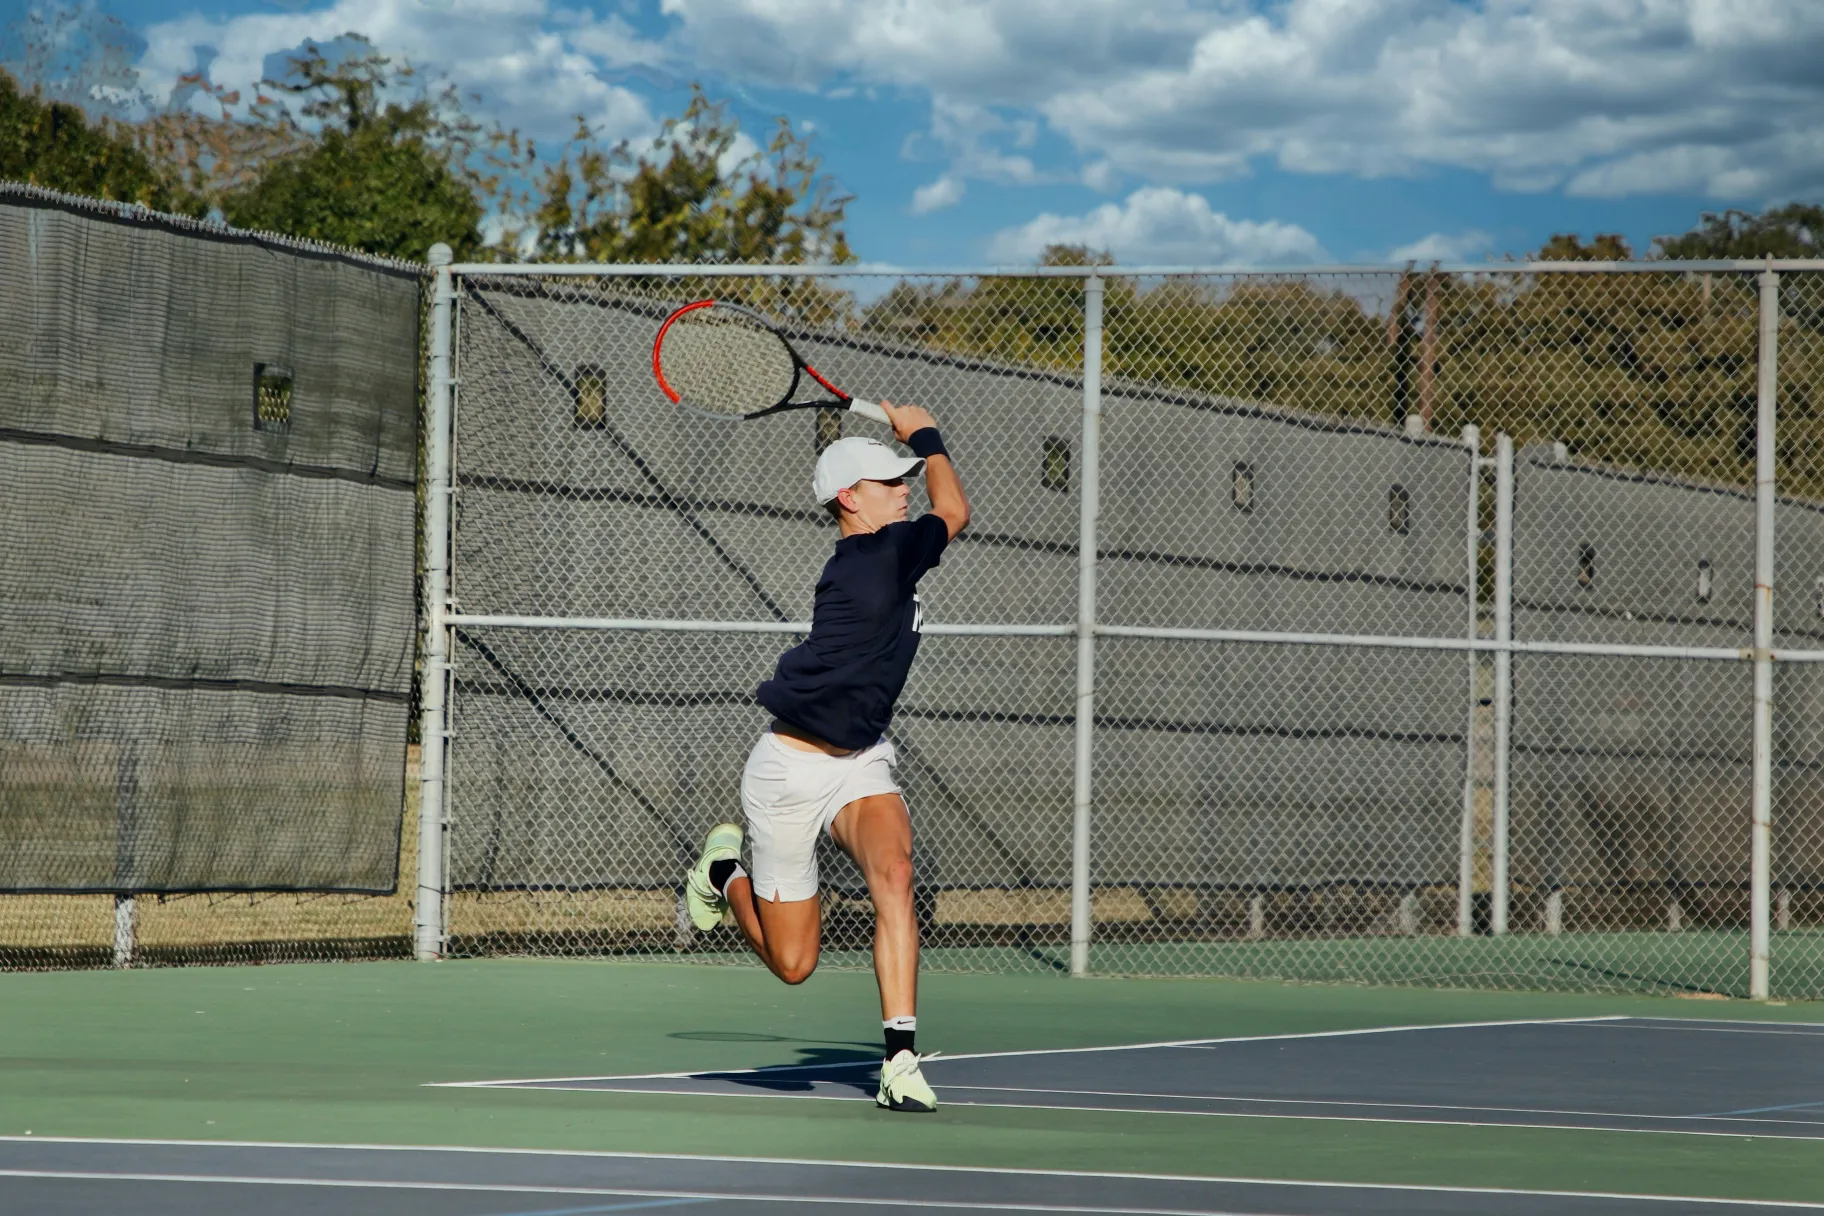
<box><xmin>739</xmin><ymin>732</ymin><xmax>902</xmax><ymax>902</ymax></box>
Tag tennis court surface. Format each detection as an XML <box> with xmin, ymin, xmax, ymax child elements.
<box><xmin>6</xmin><ymin>1137</ymin><xmax>1824</xmax><ymax>1215</ymax></box>
<box><xmin>449</xmin><ymin>1016</ymin><xmax>1824</xmax><ymax>1140</ymax></box>
<box><xmin>4</xmin><ymin>962</ymin><xmax>1823</xmax><ymax>1215</ymax></box>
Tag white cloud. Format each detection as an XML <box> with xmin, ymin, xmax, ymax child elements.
<box><xmin>987</xmin><ymin>187</ymin><xmax>1326</xmax><ymax>266</ymax></box>
<box><xmin>136</xmin><ymin>0</ymin><xmax>659</xmax><ymax>146</ymax></box>
<box><xmin>1080</xmin><ymin>159</ymin><xmax>1120</xmax><ymax>193</ymax></box>
<box><xmin>120</xmin><ymin>0</ymin><xmax>1824</xmax><ymax>252</ymax></box>
<box><xmin>907</xmin><ymin>97</ymin><xmax>1050</xmax><ymax>193</ymax></box>
<box><xmin>658</xmin><ymin>0</ymin><xmax>1824</xmax><ymax>203</ymax></box>
<box><xmin>911</xmin><ymin>175</ymin><xmax>966</xmax><ymax>214</ymax></box>
<box><xmin>715</xmin><ymin>128</ymin><xmax>765</xmax><ymax>177</ymax></box>
<box><xmin>1387</xmin><ymin>230</ymin><xmax>1495</xmax><ymax>264</ymax></box>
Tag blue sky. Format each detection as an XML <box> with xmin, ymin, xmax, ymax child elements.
<box><xmin>9</xmin><ymin>0</ymin><xmax>1823</xmax><ymax>267</ymax></box>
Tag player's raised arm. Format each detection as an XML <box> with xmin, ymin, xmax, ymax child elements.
<box><xmin>882</xmin><ymin>400</ymin><xmax>970</xmax><ymax>539</ymax></box>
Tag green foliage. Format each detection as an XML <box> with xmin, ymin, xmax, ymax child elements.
<box><xmin>1537</xmin><ymin>232</ymin><xmax>1635</xmax><ymax>261</ymax></box>
<box><xmin>0</xmin><ymin>67</ymin><xmax>172</xmax><ymax>207</ymax></box>
<box><xmin>1425</xmin><ymin>269</ymin><xmax>1771</xmax><ymax>479</ymax></box>
<box><xmin>863</xmin><ymin>242</ymin><xmax>1824</xmax><ymax>498</ymax></box>
<box><xmin>1655</xmin><ymin>205</ymin><xmax>1824</xmax><ymax>260</ymax></box>
<box><xmin>530</xmin><ymin>88</ymin><xmax>851</xmax><ymax>265</ymax></box>
<box><xmin>220</xmin><ymin>127</ymin><xmax>482</xmax><ymax>261</ymax></box>
<box><xmin>211</xmin><ymin>39</ymin><xmax>500</xmax><ymax>260</ymax></box>
<box><xmin>865</xmin><ymin>244</ymin><xmax>1391</xmax><ymax>416</ymax></box>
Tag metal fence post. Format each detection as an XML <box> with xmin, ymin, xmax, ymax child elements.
<box><xmin>1751</xmin><ymin>266</ymin><xmax>1780</xmax><ymax>1000</ymax></box>
<box><xmin>111</xmin><ymin>895</ymin><xmax>136</xmax><ymax>968</ymax></box>
<box><xmin>1458</xmin><ymin>425</ymin><xmax>1481</xmax><ymax>938</ymax></box>
<box><xmin>112</xmin><ymin>740</ymin><xmax>141</xmax><ymax>966</ymax></box>
<box><xmin>1070</xmin><ymin>274</ymin><xmax>1104</xmax><ymax>977</ymax></box>
<box><xmin>1491</xmin><ymin>432</ymin><xmax>1515</xmax><ymax>936</ymax></box>
<box><xmin>415</xmin><ymin>244</ymin><xmax>456</xmax><ymax>961</ymax></box>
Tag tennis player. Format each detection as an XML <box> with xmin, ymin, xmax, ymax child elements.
<box><xmin>683</xmin><ymin>401</ymin><xmax>968</xmax><ymax>1114</ymax></box>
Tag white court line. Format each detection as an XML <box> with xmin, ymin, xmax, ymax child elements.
<box><xmin>480</xmin><ymin>1083</ymin><xmax>1824</xmax><ymax>1141</ymax></box>
<box><xmin>880</xmin><ymin>1085</ymin><xmax>1824</xmax><ymax>1130</ymax></box>
<box><xmin>430</xmin><ymin>1015</ymin><xmax>1630</xmax><ymax>1088</ymax></box>
<box><xmin>0</xmin><ymin>1170</ymin><xmax>1278</xmax><ymax>1215</ymax></box>
<box><xmin>1596</xmin><ymin>1019</ymin><xmax>1824</xmax><ymax>1036</ymax></box>
<box><xmin>4</xmin><ymin>1146</ymin><xmax>1824</xmax><ymax>1211</ymax></box>
<box><xmin>1630</xmin><ymin>1017</ymin><xmax>1824</xmax><ymax>1027</ymax></box>
<box><xmin>468</xmin><ymin>1072</ymin><xmax>1824</xmax><ymax>1133</ymax></box>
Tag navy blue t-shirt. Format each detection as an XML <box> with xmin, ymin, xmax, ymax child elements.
<box><xmin>756</xmin><ymin>514</ymin><xmax>950</xmax><ymax>750</ymax></box>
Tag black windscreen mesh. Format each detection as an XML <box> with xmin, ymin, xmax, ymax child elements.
<box><xmin>0</xmin><ymin>187</ymin><xmax>420</xmax><ymax>894</ymax></box>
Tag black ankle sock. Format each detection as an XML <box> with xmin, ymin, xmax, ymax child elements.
<box><xmin>884</xmin><ymin>1016</ymin><xmax>916</xmax><ymax>1058</ymax></box>
<box><xmin>707</xmin><ymin>858</ymin><xmax>742</xmax><ymax>896</ymax></box>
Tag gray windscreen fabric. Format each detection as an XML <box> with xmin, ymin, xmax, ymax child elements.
<box><xmin>447</xmin><ymin>276</ymin><xmax>1470</xmax><ymax>897</ymax></box>
<box><xmin>0</xmin><ymin>188</ymin><xmax>419</xmax><ymax>894</ymax></box>
<box><xmin>1097</xmin><ymin>400</ymin><xmax>1473</xmax><ymax>890</ymax></box>
<box><xmin>1509</xmin><ymin>446</ymin><xmax>1824</xmax><ymax>912</ymax></box>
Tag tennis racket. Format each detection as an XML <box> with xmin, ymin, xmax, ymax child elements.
<box><xmin>652</xmin><ymin>300</ymin><xmax>890</xmax><ymax>424</ymax></box>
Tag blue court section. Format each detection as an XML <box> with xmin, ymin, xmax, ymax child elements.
<box><xmin>452</xmin><ymin>1017</ymin><xmax>1824</xmax><ymax>1139</ymax></box>
<box><xmin>2</xmin><ymin>1138</ymin><xmax>1822</xmax><ymax>1216</ymax></box>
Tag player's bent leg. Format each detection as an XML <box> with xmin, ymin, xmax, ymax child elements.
<box><xmin>724</xmin><ymin>879</ymin><xmax>822</xmax><ymax>985</ymax></box>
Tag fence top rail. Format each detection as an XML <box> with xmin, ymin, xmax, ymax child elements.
<box><xmin>449</xmin><ymin>259</ymin><xmax>1824</xmax><ymax>279</ymax></box>
<box><xmin>445</xmin><ymin>614</ymin><xmax>1075</xmax><ymax>638</ymax></box>
<box><xmin>445</xmin><ymin>615</ymin><xmax>1824</xmax><ymax>661</ymax></box>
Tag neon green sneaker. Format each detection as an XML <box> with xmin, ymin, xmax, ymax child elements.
<box><xmin>685</xmin><ymin>822</ymin><xmax>744</xmax><ymax>931</ymax></box>
<box><xmin>876</xmin><ymin>1050</ymin><xmax>938</xmax><ymax>1113</ymax></box>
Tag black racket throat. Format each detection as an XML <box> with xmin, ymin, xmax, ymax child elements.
<box><xmin>745</xmin><ymin>396</ymin><xmax>850</xmax><ymax>420</ymax></box>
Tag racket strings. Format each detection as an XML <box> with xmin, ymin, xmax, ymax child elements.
<box><xmin>659</xmin><ymin>308</ymin><xmax>799</xmax><ymax>417</ymax></box>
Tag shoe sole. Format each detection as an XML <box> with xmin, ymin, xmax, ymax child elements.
<box><xmin>875</xmin><ymin>1097</ymin><xmax>936</xmax><ymax>1113</ymax></box>
<box><xmin>685</xmin><ymin>889</ymin><xmax>725</xmax><ymax>932</ymax></box>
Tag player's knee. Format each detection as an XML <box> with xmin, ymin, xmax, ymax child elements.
<box><xmin>776</xmin><ymin>953</ymin><xmax>818</xmax><ymax>985</ymax></box>
<box><xmin>875</xmin><ymin>854</ymin><xmax>915</xmax><ymax>899</ymax></box>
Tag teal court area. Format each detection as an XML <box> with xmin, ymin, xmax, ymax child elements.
<box><xmin>848</xmin><ymin>926</ymin><xmax>1824</xmax><ymax>997</ymax></box>
<box><xmin>3</xmin><ymin>960</ymin><xmax>1823</xmax><ymax>1213</ymax></box>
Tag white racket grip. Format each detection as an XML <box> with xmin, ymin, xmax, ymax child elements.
<box><xmin>847</xmin><ymin>398</ymin><xmax>890</xmax><ymax>424</ymax></box>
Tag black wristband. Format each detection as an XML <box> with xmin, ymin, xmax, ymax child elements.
<box><xmin>907</xmin><ymin>427</ymin><xmax>948</xmax><ymax>459</ymax></box>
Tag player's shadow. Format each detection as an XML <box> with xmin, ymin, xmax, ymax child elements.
<box><xmin>674</xmin><ymin>1036</ymin><xmax>881</xmax><ymax>1095</ymax></box>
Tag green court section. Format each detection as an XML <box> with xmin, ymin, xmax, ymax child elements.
<box><xmin>3</xmin><ymin>960</ymin><xmax>1822</xmax><ymax>1203</ymax></box>
<box><xmin>1081</xmin><ymin>930</ymin><xmax>1824</xmax><ymax>998</ymax></box>
<box><xmin>825</xmin><ymin>927</ymin><xmax>1824</xmax><ymax>999</ymax></box>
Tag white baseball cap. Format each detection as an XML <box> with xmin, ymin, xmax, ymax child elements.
<box><xmin>813</xmin><ymin>436</ymin><xmax>924</xmax><ymax>505</ymax></box>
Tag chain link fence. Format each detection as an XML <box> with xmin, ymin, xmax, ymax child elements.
<box><xmin>424</xmin><ymin>261</ymin><xmax>1824</xmax><ymax>998</ymax></box>
<box><xmin>5</xmin><ymin>213</ymin><xmax>1818</xmax><ymax>995</ymax></box>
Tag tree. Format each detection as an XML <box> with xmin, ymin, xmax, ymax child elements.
<box><xmin>8</xmin><ymin>14</ymin><xmax>844</xmax><ymax>267</ymax></box>
<box><xmin>530</xmin><ymin>88</ymin><xmax>851</xmax><ymax>265</ymax></box>
<box><xmin>1654</xmin><ymin>204</ymin><xmax>1824</xmax><ymax>260</ymax></box>
<box><xmin>207</xmin><ymin>38</ymin><xmax>509</xmax><ymax>260</ymax></box>
<box><xmin>868</xmin><ymin>243</ymin><xmax>1394</xmax><ymax>416</ymax></box>
<box><xmin>854</xmin><ymin>235</ymin><xmax>1824</xmax><ymax>497</ymax></box>
<box><xmin>1536</xmin><ymin>233</ymin><xmax>1635</xmax><ymax>262</ymax></box>
<box><xmin>865</xmin><ymin>245</ymin><xmax>1112</xmax><ymax>372</ymax></box>
<box><xmin>0</xmin><ymin>67</ymin><xmax>173</xmax><ymax>206</ymax></box>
